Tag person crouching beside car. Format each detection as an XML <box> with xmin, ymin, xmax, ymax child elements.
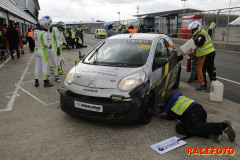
<box><xmin>159</xmin><ymin>92</ymin><xmax>236</xmax><ymax>143</ymax></box>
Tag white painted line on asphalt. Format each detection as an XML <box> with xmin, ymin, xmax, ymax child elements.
<box><xmin>181</xmin><ymin>66</ymin><xmax>240</xmax><ymax>85</ymax></box>
<box><xmin>0</xmin><ymin>44</ymin><xmax>28</xmax><ymax>69</ymax></box>
<box><xmin>17</xmin><ymin>85</ymin><xmax>47</xmax><ymax>105</ymax></box>
<box><xmin>215</xmin><ymin>49</ymin><xmax>240</xmax><ymax>53</ymax></box>
<box><xmin>0</xmin><ymin>52</ymin><xmax>34</xmax><ymax>112</ymax></box>
<box><xmin>0</xmin><ymin>56</ymin><xmax>12</xmax><ymax>69</ymax></box>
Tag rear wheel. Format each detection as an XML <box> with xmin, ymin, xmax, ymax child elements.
<box><xmin>140</xmin><ymin>94</ymin><xmax>154</xmax><ymax>124</ymax></box>
<box><xmin>172</xmin><ymin>67</ymin><xmax>181</xmax><ymax>89</ymax></box>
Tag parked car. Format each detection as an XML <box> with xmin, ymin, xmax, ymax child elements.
<box><xmin>59</xmin><ymin>33</ymin><xmax>182</xmax><ymax>124</ymax></box>
<box><xmin>95</xmin><ymin>29</ymin><xmax>107</xmax><ymax>39</ymax></box>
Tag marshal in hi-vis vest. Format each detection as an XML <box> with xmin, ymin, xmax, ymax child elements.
<box><xmin>171</xmin><ymin>96</ymin><xmax>195</xmax><ymax>116</ymax></box>
<box><xmin>196</xmin><ymin>29</ymin><xmax>215</xmax><ymax>57</ymax></box>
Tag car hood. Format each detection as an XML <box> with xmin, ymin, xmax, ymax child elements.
<box><xmin>73</xmin><ymin>63</ymin><xmax>143</xmax><ymax>89</ymax></box>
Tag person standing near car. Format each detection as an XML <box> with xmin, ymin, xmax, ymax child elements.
<box><xmin>188</xmin><ymin>21</ymin><xmax>216</xmax><ymax>91</ymax></box>
<box><xmin>128</xmin><ymin>24</ymin><xmax>137</xmax><ymax>33</ymax></box>
<box><xmin>208</xmin><ymin>21</ymin><xmax>216</xmax><ymax>38</ymax></box>
<box><xmin>15</xmin><ymin>23</ymin><xmax>24</xmax><ymax>54</ymax></box>
<box><xmin>107</xmin><ymin>24</ymin><xmax>116</xmax><ymax>38</ymax></box>
<box><xmin>2</xmin><ymin>24</ymin><xmax>9</xmax><ymax>52</ymax></box>
<box><xmin>159</xmin><ymin>92</ymin><xmax>236</xmax><ymax>143</ymax></box>
<box><xmin>43</xmin><ymin>16</ymin><xmax>61</xmax><ymax>82</ymax></box>
<box><xmin>34</xmin><ymin>18</ymin><xmax>54</xmax><ymax>87</ymax></box>
<box><xmin>6</xmin><ymin>23</ymin><xmax>20</xmax><ymax>59</ymax></box>
<box><xmin>27</xmin><ymin>28</ymin><xmax>35</xmax><ymax>52</ymax></box>
<box><xmin>56</xmin><ymin>21</ymin><xmax>67</xmax><ymax>75</ymax></box>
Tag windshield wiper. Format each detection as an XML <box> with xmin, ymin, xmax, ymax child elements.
<box><xmin>87</xmin><ymin>42</ymin><xmax>105</xmax><ymax>64</ymax></box>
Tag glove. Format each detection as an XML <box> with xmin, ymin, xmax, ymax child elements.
<box><xmin>49</xmin><ymin>45</ymin><xmax>52</xmax><ymax>49</ymax></box>
<box><xmin>57</xmin><ymin>48</ymin><xmax>60</xmax><ymax>56</ymax></box>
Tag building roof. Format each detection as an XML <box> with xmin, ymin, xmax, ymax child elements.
<box><xmin>133</xmin><ymin>8</ymin><xmax>204</xmax><ymax>17</ymax></box>
<box><xmin>0</xmin><ymin>0</ymin><xmax>37</xmax><ymax>24</ymax></box>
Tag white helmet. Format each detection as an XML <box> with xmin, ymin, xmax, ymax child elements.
<box><xmin>38</xmin><ymin>18</ymin><xmax>49</xmax><ymax>30</ymax></box>
<box><xmin>188</xmin><ymin>21</ymin><xmax>202</xmax><ymax>35</ymax></box>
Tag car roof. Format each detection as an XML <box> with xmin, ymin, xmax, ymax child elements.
<box><xmin>108</xmin><ymin>33</ymin><xmax>169</xmax><ymax>41</ymax></box>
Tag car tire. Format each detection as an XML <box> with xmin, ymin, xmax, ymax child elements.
<box><xmin>172</xmin><ymin>67</ymin><xmax>181</xmax><ymax>89</ymax></box>
<box><xmin>140</xmin><ymin>94</ymin><xmax>154</xmax><ymax>124</ymax></box>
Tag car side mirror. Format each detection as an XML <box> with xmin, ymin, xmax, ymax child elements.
<box><xmin>156</xmin><ymin>58</ymin><xmax>168</xmax><ymax>68</ymax></box>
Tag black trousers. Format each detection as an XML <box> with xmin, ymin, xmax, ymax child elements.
<box><xmin>27</xmin><ymin>37</ymin><xmax>35</xmax><ymax>52</ymax></box>
<box><xmin>203</xmin><ymin>51</ymin><xmax>216</xmax><ymax>84</ymax></box>
<box><xmin>176</xmin><ymin>105</ymin><xmax>225</xmax><ymax>137</ymax></box>
<box><xmin>9</xmin><ymin>42</ymin><xmax>20</xmax><ymax>57</ymax></box>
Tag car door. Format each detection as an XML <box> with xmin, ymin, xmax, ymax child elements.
<box><xmin>165</xmin><ymin>38</ymin><xmax>180</xmax><ymax>90</ymax></box>
<box><xmin>151</xmin><ymin>38</ymin><xmax>169</xmax><ymax>102</ymax></box>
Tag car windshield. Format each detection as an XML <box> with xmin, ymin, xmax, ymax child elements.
<box><xmin>83</xmin><ymin>39</ymin><xmax>152</xmax><ymax>67</ymax></box>
<box><xmin>99</xmin><ymin>30</ymin><xmax>106</xmax><ymax>33</ymax></box>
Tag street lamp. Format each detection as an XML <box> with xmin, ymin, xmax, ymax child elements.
<box><xmin>117</xmin><ymin>12</ymin><xmax>120</xmax><ymax>24</ymax></box>
<box><xmin>181</xmin><ymin>0</ymin><xmax>187</xmax><ymax>17</ymax></box>
<box><xmin>92</xmin><ymin>18</ymin><xmax>94</xmax><ymax>23</ymax></box>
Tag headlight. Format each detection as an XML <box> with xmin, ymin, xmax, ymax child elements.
<box><xmin>66</xmin><ymin>67</ymin><xmax>75</xmax><ymax>84</ymax></box>
<box><xmin>118</xmin><ymin>72</ymin><xmax>146</xmax><ymax>91</ymax></box>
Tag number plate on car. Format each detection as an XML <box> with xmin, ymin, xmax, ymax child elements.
<box><xmin>74</xmin><ymin>101</ymin><xmax>103</xmax><ymax>112</ymax></box>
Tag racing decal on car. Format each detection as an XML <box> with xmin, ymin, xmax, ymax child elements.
<box><xmin>106</xmin><ymin>39</ymin><xmax>152</xmax><ymax>44</ymax></box>
<box><xmin>75</xmin><ymin>101</ymin><xmax>103</xmax><ymax>112</ymax></box>
<box><xmin>81</xmin><ymin>70</ymin><xmax>118</xmax><ymax>77</ymax></box>
<box><xmin>139</xmin><ymin>45</ymin><xmax>151</xmax><ymax>50</ymax></box>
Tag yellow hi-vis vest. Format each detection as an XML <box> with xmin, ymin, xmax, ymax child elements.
<box><xmin>209</xmin><ymin>22</ymin><xmax>215</xmax><ymax>29</ymax></box>
<box><xmin>70</xmin><ymin>29</ymin><xmax>75</xmax><ymax>39</ymax></box>
<box><xmin>171</xmin><ymin>96</ymin><xmax>195</xmax><ymax>116</ymax></box>
<box><xmin>196</xmin><ymin>29</ymin><xmax>215</xmax><ymax>57</ymax></box>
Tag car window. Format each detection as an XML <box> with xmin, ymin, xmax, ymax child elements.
<box><xmin>154</xmin><ymin>38</ymin><xmax>168</xmax><ymax>59</ymax></box>
<box><xmin>83</xmin><ymin>39</ymin><xmax>152</xmax><ymax>67</ymax></box>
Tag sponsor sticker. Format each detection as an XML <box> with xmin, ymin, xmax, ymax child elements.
<box><xmin>150</xmin><ymin>136</ymin><xmax>187</xmax><ymax>154</ymax></box>
<box><xmin>139</xmin><ymin>45</ymin><xmax>151</xmax><ymax>50</ymax></box>
<box><xmin>75</xmin><ymin>101</ymin><xmax>103</xmax><ymax>112</ymax></box>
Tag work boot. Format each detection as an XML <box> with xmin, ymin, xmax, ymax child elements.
<box><xmin>223</xmin><ymin>120</ymin><xmax>236</xmax><ymax>142</ymax></box>
<box><xmin>55</xmin><ymin>76</ymin><xmax>61</xmax><ymax>82</ymax></box>
<box><xmin>214</xmin><ymin>134</ymin><xmax>222</xmax><ymax>143</ymax></box>
<box><xmin>187</xmin><ymin>78</ymin><xmax>194</xmax><ymax>83</ymax></box>
<box><xmin>44</xmin><ymin>80</ymin><xmax>54</xmax><ymax>87</ymax></box>
<box><xmin>35</xmin><ymin>79</ymin><xmax>39</xmax><ymax>87</ymax></box>
<box><xmin>58</xmin><ymin>70</ymin><xmax>66</xmax><ymax>75</ymax></box>
<box><xmin>196</xmin><ymin>85</ymin><xmax>207</xmax><ymax>91</ymax></box>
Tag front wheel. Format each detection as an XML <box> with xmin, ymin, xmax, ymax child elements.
<box><xmin>140</xmin><ymin>94</ymin><xmax>154</xmax><ymax>124</ymax></box>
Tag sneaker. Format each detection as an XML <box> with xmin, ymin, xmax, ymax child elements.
<box><xmin>44</xmin><ymin>80</ymin><xmax>54</xmax><ymax>87</ymax></box>
<box><xmin>58</xmin><ymin>70</ymin><xmax>66</xmax><ymax>75</ymax></box>
<box><xmin>55</xmin><ymin>76</ymin><xmax>61</xmax><ymax>82</ymax></box>
<box><xmin>187</xmin><ymin>78</ymin><xmax>193</xmax><ymax>83</ymax></box>
<box><xmin>223</xmin><ymin>120</ymin><xmax>236</xmax><ymax>142</ymax></box>
<box><xmin>214</xmin><ymin>134</ymin><xmax>222</xmax><ymax>143</ymax></box>
<box><xmin>196</xmin><ymin>85</ymin><xmax>207</xmax><ymax>91</ymax></box>
<box><xmin>35</xmin><ymin>79</ymin><xmax>39</xmax><ymax>87</ymax></box>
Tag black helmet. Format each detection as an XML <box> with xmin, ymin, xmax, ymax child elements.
<box><xmin>57</xmin><ymin>21</ymin><xmax>66</xmax><ymax>31</ymax></box>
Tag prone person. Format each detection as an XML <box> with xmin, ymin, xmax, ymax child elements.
<box><xmin>159</xmin><ymin>92</ymin><xmax>236</xmax><ymax>143</ymax></box>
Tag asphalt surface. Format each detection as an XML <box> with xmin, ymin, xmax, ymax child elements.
<box><xmin>0</xmin><ymin>36</ymin><xmax>240</xmax><ymax>159</ymax></box>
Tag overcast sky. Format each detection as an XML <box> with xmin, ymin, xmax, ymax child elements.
<box><xmin>38</xmin><ymin>0</ymin><xmax>240</xmax><ymax>22</ymax></box>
